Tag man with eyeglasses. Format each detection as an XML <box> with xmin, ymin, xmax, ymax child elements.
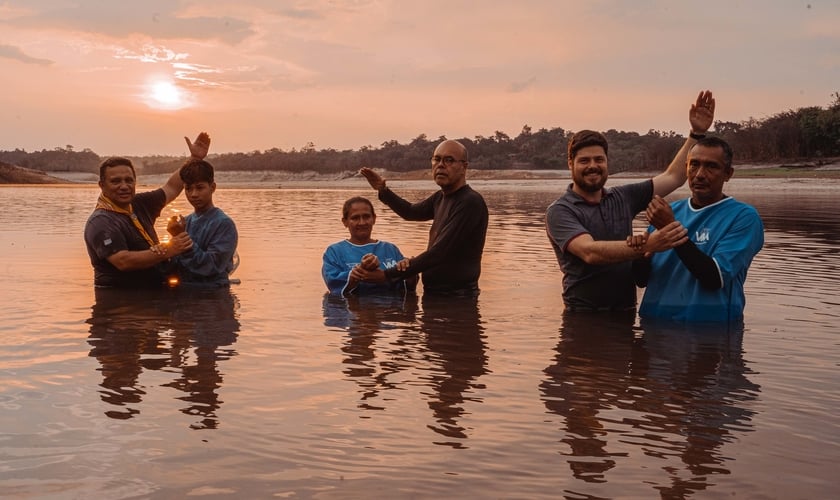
<box><xmin>632</xmin><ymin>136</ymin><xmax>764</xmax><ymax>322</ymax></box>
<box><xmin>546</xmin><ymin>90</ymin><xmax>716</xmax><ymax>312</ymax></box>
<box><xmin>359</xmin><ymin>139</ymin><xmax>488</xmax><ymax>296</ymax></box>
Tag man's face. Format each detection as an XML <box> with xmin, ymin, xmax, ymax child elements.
<box><xmin>687</xmin><ymin>145</ymin><xmax>732</xmax><ymax>207</ymax></box>
<box><xmin>99</xmin><ymin>165</ymin><xmax>136</xmax><ymax>208</ymax></box>
<box><xmin>185</xmin><ymin>181</ymin><xmax>216</xmax><ymax>213</ymax></box>
<box><xmin>569</xmin><ymin>145</ymin><xmax>608</xmax><ymax>193</ymax></box>
<box><xmin>431</xmin><ymin>141</ymin><xmax>468</xmax><ymax>193</ymax></box>
<box><xmin>343</xmin><ymin>201</ymin><xmax>376</xmax><ymax>244</ymax></box>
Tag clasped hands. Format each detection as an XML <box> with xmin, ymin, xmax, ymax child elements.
<box><xmin>626</xmin><ymin>195</ymin><xmax>688</xmax><ymax>257</ymax></box>
<box><xmin>149</xmin><ymin>215</ymin><xmax>193</xmax><ymax>257</ymax></box>
<box><xmin>349</xmin><ymin>253</ymin><xmax>410</xmax><ymax>284</ymax></box>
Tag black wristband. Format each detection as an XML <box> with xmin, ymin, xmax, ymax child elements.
<box><xmin>689</xmin><ymin>131</ymin><xmax>706</xmax><ymax>140</ymax></box>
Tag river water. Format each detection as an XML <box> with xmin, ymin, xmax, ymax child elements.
<box><xmin>0</xmin><ymin>178</ymin><xmax>838</xmax><ymax>499</ymax></box>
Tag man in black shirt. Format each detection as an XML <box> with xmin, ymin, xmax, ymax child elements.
<box><xmin>359</xmin><ymin>139</ymin><xmax>488</xmax><ymax>296</ymax></box>
<box><xmin>84</xmin><ymin>133</ymin><xmax>209</xmax><ymax>287</ymax></box>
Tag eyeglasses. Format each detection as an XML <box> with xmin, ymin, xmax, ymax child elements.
<box><xmin>430</xmin><ymin>155</ymin><xmax>467</xmax><ymax>166</ymax></box>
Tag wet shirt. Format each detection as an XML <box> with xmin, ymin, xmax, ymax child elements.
<box><xmin>546</xmin><ymin>180</ymin><xmax>653</xmax><ymax>310</ymax></box>
<box><xmin>322</xmin><ymin>239</ymin><xmax>409</xmax><ymax>295</ymax></box>
<box><xmin>172</xmin><ymin>207</ymin><xmax>238</xmax><ymax>286</ymax></box>
<box><xmin>84</xmin><ymin>189</ymin><xmax>167</xmax><ymax>288</ymax></box>
<box><xmin>639</xmin><ymin>197</ymin><xmax>764</xmax><ymax>322</ymax></box>
<box><xmin>379</xmin><ymin>184</ymin><xmax>488</xmax><ymax>295</ymax></box>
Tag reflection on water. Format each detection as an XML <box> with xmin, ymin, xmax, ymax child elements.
<box><xmin>87</xmin><ymin>287</ymin><xmax>240</xmax><ymax>429</ymax></box>
<box><xmin>323</xmin><ymin>293</ymin><xmax>420</xmax><ymax>411</ymax></box>
<box><xmin>323</xmin><ymin>293</ymin><xmax>488</xmax><ymax>448</ymax></box>
<box><xmin>420</xmin><ymin>295</ymin><xmax>488</xmax><ymax>446</ymax></box>
<box><xmin>541</xmin><ymin>313</ymin><xmax>759</xmax><ymax>498</ymax></box>
<box><xmin>1</xmin><ymin>181</ymin><xmax>838</xmax><ymax>498</ymax></box>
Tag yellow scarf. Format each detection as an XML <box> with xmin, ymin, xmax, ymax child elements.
<box><xmin>95</xmin><ymin>194</ymin><xmax>156</xmax><ymax>246</ymax></box>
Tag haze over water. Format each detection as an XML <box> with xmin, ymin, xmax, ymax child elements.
<box><xmin>1</xmin><ymin>178</ymin><xmax>838</xmax><ymax>498</ymax></box>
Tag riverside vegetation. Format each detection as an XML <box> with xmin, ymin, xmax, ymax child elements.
<box><xmin>2</xmin><ymin>93</ymin><xmax>839</xmax><ymax>183</ymax></box>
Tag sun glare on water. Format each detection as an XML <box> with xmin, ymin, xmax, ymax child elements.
<box><xmin>143</xmin><ymin>79</ymin><xmax>192</xmax><ymax>110</ymax></box>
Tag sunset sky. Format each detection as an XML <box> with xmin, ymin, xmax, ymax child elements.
<box><xmin>2</xmin><ymin>0</ymin><xmax>838</xmax><ymax>156</ymax></box>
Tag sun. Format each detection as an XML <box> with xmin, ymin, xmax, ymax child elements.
<box><xmin>142</xmin><ymin>78</ymin><xmax>192</xmax><ymax>110</ymax></box>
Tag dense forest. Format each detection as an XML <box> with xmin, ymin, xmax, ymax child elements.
<box><xmin>3</xmin><ymin>94</ymin><xmax>838</xmax><ymax>176</ymax></box>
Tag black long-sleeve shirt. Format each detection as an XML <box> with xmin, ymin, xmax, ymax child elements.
<box><xmin>379</xmin><ymin>184</ymin><xmax>488</xmax><ymax>295</ymax></box>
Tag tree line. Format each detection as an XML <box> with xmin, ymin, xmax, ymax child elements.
<box><xmin>3</xmin><ymin>93</ymin><xmax>838</xmax><ymax>175</ymax></box>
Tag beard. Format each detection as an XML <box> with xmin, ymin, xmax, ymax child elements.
<box><xmin>573</xmin><ymin>169</ymin><xmax>607</xmax><ymax>193</ymax></box>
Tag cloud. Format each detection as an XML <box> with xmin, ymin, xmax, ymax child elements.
<box><xmin>0</xmin><ymin>44</ymin><xmax>53</xmax><ymax>65</ymax></box>
<box><xmin>5</xmin><ymin>1</ymin><xmax>255</xmax><ymax>45</ymax></box>
<box><xmin>508</xmin><ymin>76</ymin><xmax>537</xmax><ymax>93</ymax></box>
<box><xmin>114</xmin><ymin>44</ymin><xmax>189</xmax><ymax>63</ymax></box>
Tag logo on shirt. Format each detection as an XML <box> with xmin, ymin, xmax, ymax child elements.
<box><xmin>694</xmin><ymin>228</ymin><xmax>710</xmax><ymax>245</ymax></box>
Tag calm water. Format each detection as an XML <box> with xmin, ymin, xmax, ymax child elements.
<box><xmin>1</xmin><ymin>178</ymin><xmax>838</xmax><ymax>499</ymax></box>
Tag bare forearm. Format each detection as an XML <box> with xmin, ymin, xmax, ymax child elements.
<box><xmin>162</xmin><ymin>168</ymin><xmax>184</xmax><ymax>204</ymax></box>
<box><xmin>107</xmin><ymin>249</ymin><xmax>170</xmax><ymax>271</ymax></box>
<box><xmin>652</xmin><ymin>137</ymin><xmax>696</xmax><ymax>197</ymax></box>
<box><xmin>574</xmin><ymin>240</ymin><xmax>646</xmax><ymax>265</ymax></box>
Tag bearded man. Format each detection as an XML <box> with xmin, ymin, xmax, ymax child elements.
<box><xmin>545</xmin><ymin>91</ymin><xmax>715</xmax><ymax>312</ymax></box>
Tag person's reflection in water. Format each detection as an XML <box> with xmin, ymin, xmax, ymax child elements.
<box><xmin>540</xmin><ymin>313</ymin><xmax>759</xmax><ymax>496</ymax></box>
<box><xmin>87</xmin><ymin>287</ymin><xmax>240</xmax><ymax>429</ymax></box>
<box><xmin>420</xmin><ymin>295</ymin><xmax>488</xmax><ymax>448</ymax></box>
<box><xmin>541</xmin><ymin>311</ymin><xmax>641</xmax><ymax>482</ymax></box>
<box><xmin>323</xmin><ymin>292</ymin><xmax>419</xmax><ymax>411</ymax></box>
<box><xmin>637</xmin><ymin>319</ymin><xmax>760</xmax><ymax>498</ymax></box>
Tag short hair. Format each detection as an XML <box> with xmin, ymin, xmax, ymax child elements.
<box><xmin>342</xmin><ymin>196</ymin><xmax>375</xmax><ymax>219</ymax></box>
<box><xmin>180</xmin><ymin>159</ymin><xmax>215</xmax><ymax>185</ymax></box>
<box><xmin>99</xmin><ymin>157</ymin><xmax>135</xmax><ymax>181</ymax></box>
<box><xmin>693</xmin><ymin>136</ymin><xmax>734</xmax><ymax>169</ymax></box>
<box><xmin>568</xmin><ymin>130</ymin><xmax>609</xmax><ymax>162</ymax></box>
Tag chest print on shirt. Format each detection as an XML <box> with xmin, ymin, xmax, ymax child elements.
<box><xmin>694</xmin><ymin>227</ymin><xmax>711</xmax><ymax>245</ymax></box>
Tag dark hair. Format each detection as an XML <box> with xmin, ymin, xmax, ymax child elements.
<box><xmin>693</xmin><ymin>136</ymin><xmax>734</xmax><ymax>169</ymax></box>
<box><xmin>180</xmin><ymin>159</ymin><xmax>215</xmax><ymax>185</ymax></box>
<box><xmin>342</xmin><ymin>196</ymin><xmax>375</xmax><ymax>219</ymax></box>
<box><xmin>567</xmin><ymin>130</ymin><xmax>608</xmax><ymax>162</ymax></box>
<box><xmin>99</xmin><ymin>157</ymin><xmax>135</xmax><ymax>181</ymax></box>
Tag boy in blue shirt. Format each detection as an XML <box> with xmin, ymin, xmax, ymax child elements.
<box><xmin>168</xmin><ymin>159</ymin><xmax>238</xmax><ymax>286</ymax></box>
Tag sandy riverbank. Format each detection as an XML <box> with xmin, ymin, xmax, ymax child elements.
<box><xmin>3</xmin><ymin>157</ymin><xmax>840</xmax><ymax>187</ymax></box>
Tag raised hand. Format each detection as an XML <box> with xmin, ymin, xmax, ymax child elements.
<box><xmin>185</xmin><ymin>132</ymin><xmax>211</xmax><ymax>160</ymax></box>
<box><xmin>689</xmin><ymin>90</ymin><xmax>715</xmax><ymax>134</ymax></box>
<box><xmin>359</xmin><ymin>167</ymin><xmax>386</xmax><ymax>191</ymax></box>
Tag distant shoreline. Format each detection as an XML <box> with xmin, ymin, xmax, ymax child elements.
<box><xmin>3</xmin><ymin>158</ymin><xmax>840</xmax><ymax>186</ymax></box>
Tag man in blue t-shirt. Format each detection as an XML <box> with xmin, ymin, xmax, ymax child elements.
<box><xmin>633</xmin><ymin>137</ymin><xmax>764</xmax><ymax>322</ymax></box>
<box><xmin>545</xmin><ymin>91</ymin><xmax>716</xmax><ymax>311</ymax></box>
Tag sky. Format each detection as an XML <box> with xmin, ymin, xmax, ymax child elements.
<box><xmin>1</xmin><ymin>0</ymin><xmax>838</xmax><ymax>156</ymax></box>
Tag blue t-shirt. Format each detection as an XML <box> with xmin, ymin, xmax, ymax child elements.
<box><xmin>172</xmin><ymin>207</ymin><xmax>238</xmax><ymax>286</ymax></box>
<box><xmin>639</xmin><ymin>197</ymin><xmax>764</xmax><ymax>322</ymax></box>
<box><xmin>322</xmin><ymin>240</ymin><xmax>410</xmax><ymax>295</ymax></box>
